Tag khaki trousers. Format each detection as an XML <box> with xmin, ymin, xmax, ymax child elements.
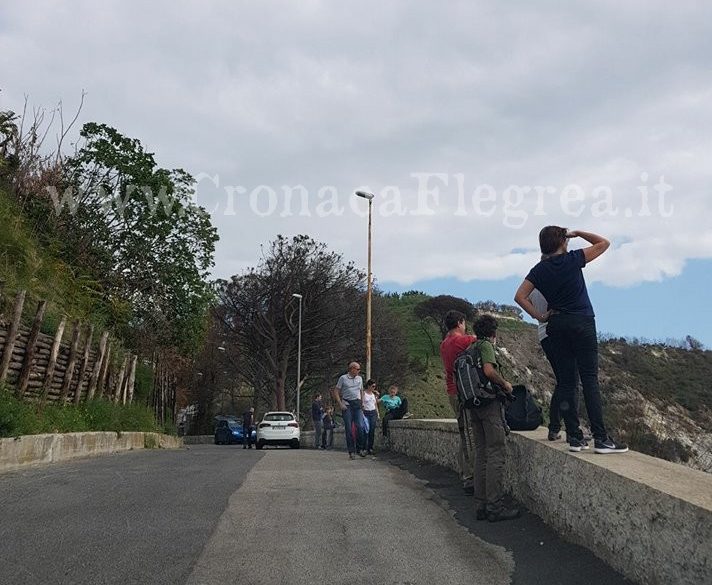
<box><xmin>469</xmin><ymin>399</ymin><xmax>506</xmax><ymax>512</ymax></box>
<box><xmin>448</xmin><ymin>394</ymin><xmax>474</xmax><ymax>485</ymax></box>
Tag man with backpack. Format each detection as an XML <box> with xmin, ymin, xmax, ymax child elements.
<box><xmin>440</xmin><ymin>310</ymin><xmax>476</xmax><ymax>495</ymax></box>
<box><xmin>467</xmin><ymin>315</ymin><xmax>520</xmax><ymax>522</ymax></box>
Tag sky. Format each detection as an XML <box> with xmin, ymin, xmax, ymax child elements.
<box><xmin>1</xmin><ymin>1</ymin><xmax>711</xmax><ymax>346</ymax></box>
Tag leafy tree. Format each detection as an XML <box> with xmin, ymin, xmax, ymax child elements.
<box><xmin>414</xmin><ymin>295</ymin><xmax>476</xmax><ymax>352</ymax></box>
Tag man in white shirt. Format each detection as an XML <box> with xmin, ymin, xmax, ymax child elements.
<box><xmin>332</xmin><ymin>362</ymin><xmax>367</xmax><ymax>459</ymax></box>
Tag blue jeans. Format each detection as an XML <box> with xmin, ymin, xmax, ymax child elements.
<box><xmin>364</xmin><ymin>409</ymin><xmax>378</xmax><ymax>451</ymax></box>
<box><xmin>342</xmin><ymin>399</ymin><xmax>366</xmax><ymax>454</ymax></box>
<box><xmin>547</xmin><ymin>313</ymin><xmax>607</xmax><ymax>442</ymax></box>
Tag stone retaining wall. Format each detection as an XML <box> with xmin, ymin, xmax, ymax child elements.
<box><xmin>0</xmin><ymin>431</ymin><xmax>182</xmax><ymax>473</ymax></box>
<box><xmin>386</xmin><ymin>419</ymin><xmax>712</xmax><ymax>585</ymax></box>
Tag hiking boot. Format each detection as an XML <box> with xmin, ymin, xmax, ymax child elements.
<box><xmin>487</xmin><ymin>506</ymin><xmax>521</xmax><ymax>523</ymax></box>
<box><xmin>403</xmin><ymin>412</ymin><xmax>413</xmax><ymax>419</ymax></box>
<box><xmin>547</xmin><ymin>431</ymin><xmax>561</xmax><ymax>441</ymax></box>
<box><xmin>476</xmin><ymin>507</ymin><xmax>487</xmax><ymax>521</ymax></box>
<box><xmin>349</xmin><ymin>452</ymin><xmax>356</xmax><ymax>460</ymax></box>
<box><xmin>594</xmin><ymin>437</ymin><xmax>629</xmax><ymax>454</ymax></box>
<box><xmin>568</xmin><ymin>437</ymin><xmax>590</xmax><ymax>452</ymax></box>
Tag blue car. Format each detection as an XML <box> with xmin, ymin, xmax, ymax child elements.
<box><xmin>214</xmin><ymin>419</ymin><xmax>257</xmax><ymax>445</ymax></box>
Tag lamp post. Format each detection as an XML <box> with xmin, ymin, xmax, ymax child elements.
<box><xmin>292</xmin><ymin>293</ymin><xmax>303</xmax><ymax>422</ymax></box>
<box><xmin>354</xmin><ymin>190</ymin><xmax>374</xmax><ymax>381</ymax></box>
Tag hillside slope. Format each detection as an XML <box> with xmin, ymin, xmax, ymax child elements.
<box><xmin>391</xmin><ymin>294</ymin><xmax>712</xmax><ymax>473</ymax></box>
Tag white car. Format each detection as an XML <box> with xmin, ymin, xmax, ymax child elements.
<box><xmin>256</xmin><ymin>411</ymin><xmax>300</xmax><ymax>449</ymax></box>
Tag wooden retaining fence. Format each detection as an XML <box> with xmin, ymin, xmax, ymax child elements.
<box><xmin>0</xmin><ymin>287</ymin><xmax>137</xmax><ymax>405</ymax></box>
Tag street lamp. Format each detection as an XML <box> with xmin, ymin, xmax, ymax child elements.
<box><xmin>292</xmin><ymin>293</ymin><xmax>303</xmax><ymax>422</ymax></box>
<box><xmin>354</xmin><ymin>190</ymin><xmax>374</xmax><ymax>381</ymax></box>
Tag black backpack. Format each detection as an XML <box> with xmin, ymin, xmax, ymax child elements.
<box><xmin>505</xmin><ymin>385</ymin><xmax>543</xmax><ymax>430</ymax></box>
<box><xmin>453</xmin><ymin>343</ymin><xmax>498</xmax><ymax>408</ymax></box>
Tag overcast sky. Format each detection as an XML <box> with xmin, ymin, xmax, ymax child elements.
<box><xmin>2</xmin><ymin>1</ymin><xmax>711</xmax><ymax>344</ymax></box>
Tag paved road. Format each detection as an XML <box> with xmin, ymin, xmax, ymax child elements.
<box><xmin>0</xmin><ymin>445</ymin><xmax>632</xmax><ymax>585</ymax></box>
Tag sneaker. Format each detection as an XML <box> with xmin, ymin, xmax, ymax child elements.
<box><xmin>367</xmin><ymin>450</ymin><xmax>374</xmax><ymax>456</ymax></box>
<box><xmin>358</xmin><ymin>450</ymin><xmax>368</xmax><ymax>458</ymax></box>
<box><xmin>349</xmin><ymin>452</ymin><xmax>356</xmax><ymax>460</ymax></box>
<box><xmin>476</xmin><ymin>507</ymin><xmax>487</xmax><ymax>521</ymax></box>
<box><xmin>548</xmin><ymin>431</ymin><xmax>561</xmax><ymax>441</ymax></box>
<box><xmin>594</xmin><ymin>437</ymin><xmax>629</xmax><ymax>454</ymax></box>
<box><xmin>487</xmin><ymin>506</ymin><xmax>521</xmax><ymax>523</ymax></box>
<box><xmin>403</xmin><ymin>412</ymin><xmax>413</xmax><ymax>419</ymax></box>
<box><xmin>568</xmin><ymin>437</ymin><xmax>590</xmax><ymax>452</ymax></box>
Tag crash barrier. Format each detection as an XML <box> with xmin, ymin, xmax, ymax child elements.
<box><xmin>0</xmin><ymin>431</ymin><xmax>182</xmax><ymax>473</ymax></box>
<box><xmin>384</xmin><ymin>419</ymin><xmax>711</xmax><ymax>585</ymax></box>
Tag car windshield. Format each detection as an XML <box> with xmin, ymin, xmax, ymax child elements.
<box><xmin>264</xmin><ymin>413</ymin><xmax>294</xmax><ymax>422</ymax></box>
<box><xmin>228</xmin><ymin>422</ymin><xmax>241</xmax><ymax>430</ymax></box>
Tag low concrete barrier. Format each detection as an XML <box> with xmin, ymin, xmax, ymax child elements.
<box><xmin>0</xmin><ymin>431</ymin><xmax>182</xmax><ymax>473</ymax></box>
<box><xmin>386</xmin><ymin>419</ymin><xmax>712</xmax><ymax>585</ymax></box>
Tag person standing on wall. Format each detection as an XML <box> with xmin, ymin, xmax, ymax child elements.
<box><xmin>515</xmin><ymin>227</ymin><xmax>628</xmax><ymax>454</ymax></box>
<box><xmin>440</xmin><ymin>310</ymin><xmax>477</xmax><ymax>495</ymax></box>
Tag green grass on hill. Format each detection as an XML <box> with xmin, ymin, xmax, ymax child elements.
<box><xmin>0</xmin><ymin>185</ymin><xmax>109</xmax><ymax>334</ymax></box>
<box><xmin>0</xmin><ymin>387</ymin><xmax>164</xmax><ymax>437</ymax></box>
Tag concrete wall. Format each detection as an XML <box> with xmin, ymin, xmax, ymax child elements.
<box><xmin>385</xmin><ymin>419</ymin><xmax>712</xmax><ymax>585</ymax></box>
<box><xmin>0</xmin><ymin>431</ymin><xmax>182</xmax><ymax>473</ymax></box>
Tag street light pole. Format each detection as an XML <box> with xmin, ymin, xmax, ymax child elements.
<box><xmin>292</xmin><ymin>294</ymin><xmax>303</xmax><ymax>422</ymax></box>
<box><xmin>355</xmin><ymin>191</ymin><xmax>374</xmax><ymax>381</ymax></box>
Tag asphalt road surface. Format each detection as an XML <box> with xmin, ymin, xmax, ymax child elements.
<box><xmin>0</xmin><ymin>445</ymin><xmax>632</xmax><ymax>585</ymax></box>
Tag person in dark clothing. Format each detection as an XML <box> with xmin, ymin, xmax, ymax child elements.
<box><xmin>321</xmin><ymin>406</ymin><xmax>335</xmax><ymax>449</ymax></box>
<box><xmin>515</xmin><ymin>227</ymin><xmax>628</xmax><ymax>454</ymax></box>
<box><xmin>311</xmin><ymin>394</ymin><xmax>324</xmax><ymax>449</ymax></box>
<box><xmin>242</xmin><ymin>407</ymin><xmax>255</xmax><ymax>449</ymax></box>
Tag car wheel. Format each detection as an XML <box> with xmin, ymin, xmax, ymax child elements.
<box><xmin>256</xmin><ymin>440</ymin><xmax>265</xmax><ymax>450</ymax></box>
<box><xmin>290</xmin><ymin>440</ymin><xmax>300</xmax><ymax>449</ymax></box>
<box><xmin>214</xmin><ymin>437</ymin><xmax>221</xmax><ymax>445</ymax></box>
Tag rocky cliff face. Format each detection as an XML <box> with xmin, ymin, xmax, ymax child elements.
<box><xmin>497</xmin><ymin>320</ymin><xmax>712</xmax><ymax>473</ymax></box>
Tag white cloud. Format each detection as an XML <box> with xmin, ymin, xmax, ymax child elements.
<box><xmin>1</xmin><ymin>0</ymin><xmax>711</xmax><ymax>287</ymax></box>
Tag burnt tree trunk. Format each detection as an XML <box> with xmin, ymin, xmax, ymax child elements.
<box><xmin>0</xmin><ymin>289</ymin><xmax>26</xmax><ymax>384</ymax></box>
<box><xmin>17</xmin><ymin>299</ymin><xmax>47</xmax><ymax>398</ymax></box>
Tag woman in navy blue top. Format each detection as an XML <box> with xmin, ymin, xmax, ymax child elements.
<box><xmin>514</xmin><ymin>227</ymin><xmax>628</xmax><ymax>454</ymax></box>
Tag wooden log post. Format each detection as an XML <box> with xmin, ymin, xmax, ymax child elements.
<box><xmin>40</xmin><ymin>316</ymin><xmax>66</xmax><ymax>405</ymax></box>
<box><xmin>97</xmin><ymin>342</ymin><xmax>112</xmax><ymax>398</ymax></box>
<box><xmin>73</xmin><ymin>325</ymin><xmax>94</xmax><ymax>405</ymax></box>
<box><xmin>58</xmin><ymin>320</ymin><xmax>81</xmax><ymax>403</ymax></box>
<box><xmin>0</xmin><ymin>289</ymin><xmax>26</xmax><ymax>384</ymax></box>
<box><xmin>16</xmin><ymin>299</ymin><xmax>47</xmax><ymax>398</ymax></box>
<box><xmin>114</xmin><ymin>355</ymin><xmax>128</xmax><ymax>404</ymax></box>
<box><xmin>126</xmin><ymin>355</ymin><xmax>137</xmax><ymax>404</ymax></box>
<box><xmin>87</xmin><ymin>330</ymin><xmax>109</xmax><ymax>401</ymax></box>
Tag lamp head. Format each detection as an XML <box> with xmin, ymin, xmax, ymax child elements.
<box><xmin>355</xmin><ymin>190</ymin><xmax>375</xmax><ymax>201</ymax></box>
<box><xmin>292</xmin><ymin>293</ymin><xmax>303</xmax><ymax>299</ymax></box>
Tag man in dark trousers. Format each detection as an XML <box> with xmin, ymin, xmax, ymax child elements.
<box><xmin>242</xmin><ymin>407</ymin><xmax>255</xmax><ymax>449</ymax></box>
<box><xmin>311</xmin><ymin>393</ymin><xmax>324</xmax><ymax>449</ymax></box>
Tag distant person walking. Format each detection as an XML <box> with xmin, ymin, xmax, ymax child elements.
<box><xmin>311</xmin><ymin>393</ymin><xmax>324</xmax><ymax>449</ymax></box>
<box><xmin>362</xmin><ymin>379</ymin><xmax>380</xmax><ymax>455</ymax></box>
<box><xmin>470</xmin><ymin>315</ymin><xmax>519</xmax><ymax>522</ymax></box>
<box><xmin>380</xmin><ymin>385</ymin><xmax>410</xmax><ymax>438</ymax></box>
<box><xmin>321</xmin><ymin>406</ymin><xmax>335</xmax><ymax>449</ymax></box>
<box><xmin>332</xmin><ymin>362</ymin><xmax>367</xmax><ymax>459</ymax></box>
<box><xmin>515</xmin><ymin>227</ymin><xmax>628</xmax><ymax>454</ymax></box>
<box><xmin>242</xmin><ymin>407</ymin><xmax>255</xmax><ymax>449</ymax></box>
<box><xmin>440</xmin><ymin>309</ymin><xmax>477</xmax><ymax>495</ymax></box>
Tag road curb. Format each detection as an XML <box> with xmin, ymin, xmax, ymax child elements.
<box><xmin>0</xmin><ymin>431</ymin><xmax>182</xmax><ymax>473</ymax></box>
